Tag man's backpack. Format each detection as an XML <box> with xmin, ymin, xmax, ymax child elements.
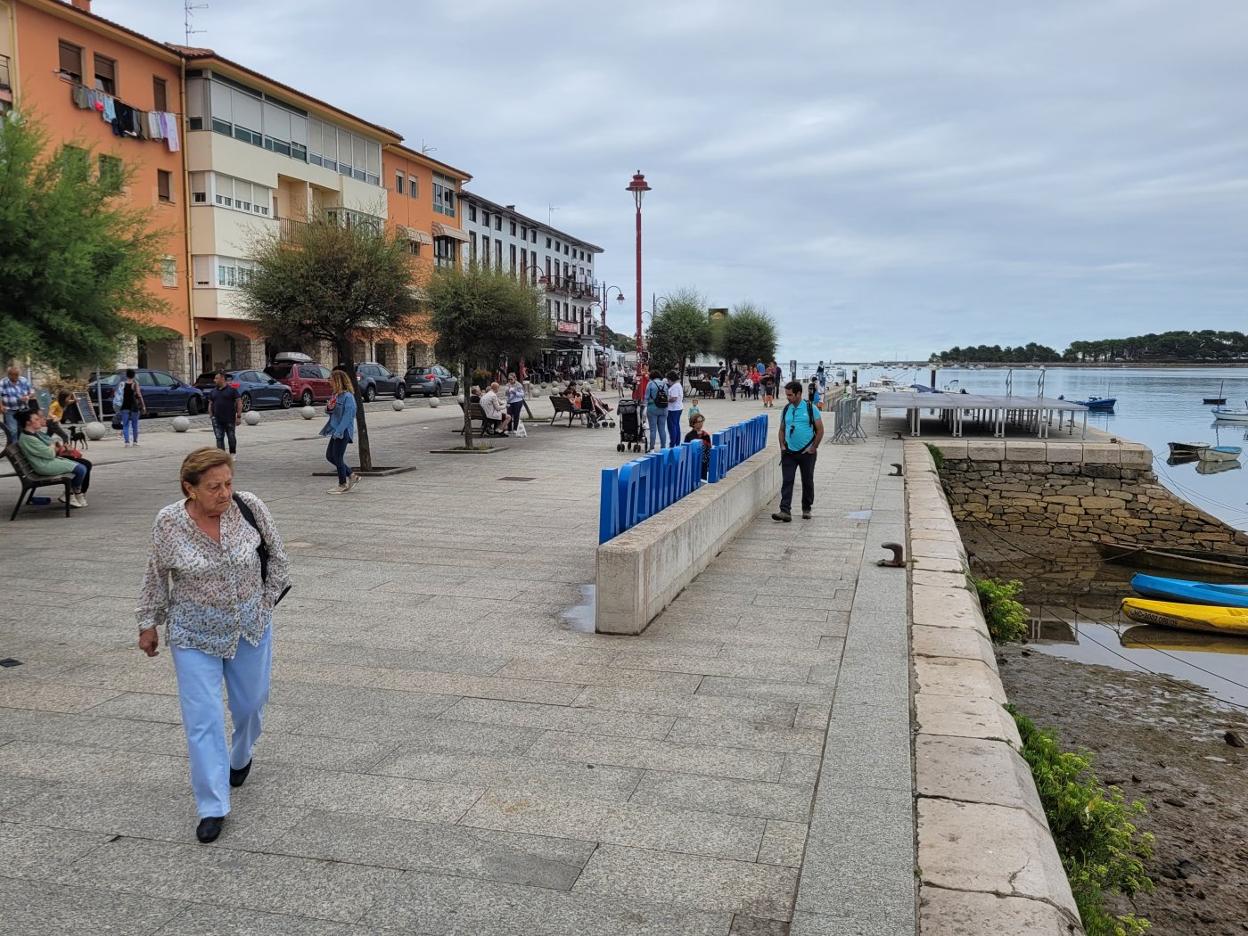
<box><xmin>653</xmin><ymin>382</ymin><xmax>669</xmax><ymax>408</ymax></box>
<box><xmin>781</xmin><ymin>401</ymin><xmax>817</xmax><ymax>453</ymax></box>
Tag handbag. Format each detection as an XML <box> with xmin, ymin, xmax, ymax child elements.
<box><xmin>232</xmin><ymin>494</ymin><xmax>291</xmax><ymax>607</ymax></box>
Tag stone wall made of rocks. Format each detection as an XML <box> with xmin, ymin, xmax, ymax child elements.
<box><xmin>932</xmin><ymin>440</ymin><xmax>1248</xmax><ymax>555</ymax></box>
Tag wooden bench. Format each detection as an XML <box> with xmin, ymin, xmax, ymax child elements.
<box><xmin>549</xmin><ymin>394</ymin><xmax>589</xmax><ymax>427</ymax></box>
<box><xmin>457</xmin><ymin>400</ymin><xmax>504</xmax><ymax>436</ymax></box>
<box><xmin>4</xmin><ymin>443</ymin><xmax>73</xmax><ymax>521</ymax></box>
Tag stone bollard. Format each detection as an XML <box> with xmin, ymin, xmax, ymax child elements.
<box><xmin>392</xmin><ymin>399</ymin><xmax>405</xmax><ymax>412</ymax></box>
<box><xmin>84</xmin><ymin>421</ymin><xmax>106</xmax><ymax>441</ymax></box>
<box><xmin>300</xmin><ymin>406</ymin><xmax>316</xmax><ymax>420</ymax></box>
<box><xmin>171</xmin><ymin>416</ymin><xmax>190</xmax><ymax>432</ymax></box>
<box><xmin>243</xmin><ymin>410</ymin><xmax>261</xmax><ymax>426</ymax></box>
<box><xmin>429</xmin><ymin>396</ymin><xmax>440</xmax><ymax>408</ymax></box>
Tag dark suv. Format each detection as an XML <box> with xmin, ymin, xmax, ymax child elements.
<box><xmin>355</xmin><ymin>362</ymin><xmax>406</xmax><ymax>401</ymax></box>
<box><xmin>405</xmin><ymin>364</ymin><xmax>460</xmax><ymax>397</ymax></box>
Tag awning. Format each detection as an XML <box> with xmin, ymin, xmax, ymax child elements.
<box><xmin>400</xmin><ymin>226</ymin><xmax>433</xmax><ymax>245</ymax></box>
<box><xmin>432</xmin><ymin>222</ymin><xmax>470</xmax><ymax>243</ymax></box>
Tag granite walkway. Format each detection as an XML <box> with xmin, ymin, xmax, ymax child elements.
<box><xmin>0</xmin><ymin>398</ymin><xmax>914</xmax><ymax>935</ymax></box>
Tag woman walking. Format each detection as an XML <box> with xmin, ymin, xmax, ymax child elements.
<box><xmin>321</xmin><ymin>369</ymin><xmax>359</xmax><ymax>494</ymax></box>
<box><xmin>113</xmin><ymin>368</ymin><xmax>147</xmax><ymax>447</ymax></box>
<box><xmin>505</xmin><ymin>373</ymin><xmax>526</xmax><ymax>434</ymax></box>
<box><xmin>137</xmin><ymin>448</ymin><xmax>289</xmax><ymax>843</ymax></box>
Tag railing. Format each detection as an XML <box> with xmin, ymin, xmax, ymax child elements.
<box><xmin>598</xmin><ymin>413</ymin><xmax>769</xmax><ymax>543</ymax></box>
<box><xmin>279</xmin><ymin>217</ymin><xmax>307</xmax><ymax>242</ymax></box>
<box><xmin>542</xmin><ymin>275</ymin><xmax>597</xmax><ymax>299</ymax></box>
<box><xmin>326</xmin><ymin>207</ymin><xmax>382</xmax><ymax>232</ymax></box>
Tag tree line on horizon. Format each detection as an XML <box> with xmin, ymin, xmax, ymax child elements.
<box><xmin>931</xmin><ymin>330</ymin><xmax>1248</xmax><ymax>364</ymax></box>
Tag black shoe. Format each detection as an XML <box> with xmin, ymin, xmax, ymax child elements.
<box><xmin>772</xmin><ymin>511</ymin><xmax>792</xmax><ymax>522</ymax></box>
<box><xmin>802</xmin><ymin>510</ymin><xmax>812</xmax><ymax>519</ymax></box>
<box><xmin>229</xmin><ymin>760</ymin><xmax>252</xmax><ymax>788</ymax></box>
<box><xmin>196</xmin><ymin>816</ymin><xmax>225</xmax><ymax>843</ymax></box>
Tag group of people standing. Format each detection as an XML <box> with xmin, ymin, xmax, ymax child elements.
<box><xmin>644</xmin><ymin>369</ymin><xmax>686</xmax><ymax>450</ymax></box>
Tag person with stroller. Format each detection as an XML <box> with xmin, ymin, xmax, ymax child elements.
<box><xmin>580</xmin><ymin>385</ymin><xmax>613</xmax><ymax>427</ymax></box>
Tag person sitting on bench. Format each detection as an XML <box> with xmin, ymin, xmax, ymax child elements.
<box><xmin>479</xmin><ymin>382</ymin><xmax>512</xmax><ymax>436</ymax></box>
<box><xmin>15</xmin><ymin>409</ymin><xmax>92</xmax><ymax>508</ymax></box>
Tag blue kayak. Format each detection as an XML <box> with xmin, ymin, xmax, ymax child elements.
<box><xmin>1130</xmin><ymin>573</ymin><xmax>1248</xmax><ymax>608</ymax></box>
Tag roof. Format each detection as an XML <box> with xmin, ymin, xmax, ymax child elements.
<box><xmin>385</xmin><ymin>143</ymin><xmax>472</xmax><ymax>183</ymax></box>
<box><xmin>460</xmin><ymin>190</ymin><xmax>603</xmax><ymax>254</ymax></box>
<box><xmin>30</xmin><ymin>0</ymin><xmax>181</xmax><ymax>62</ymax></box>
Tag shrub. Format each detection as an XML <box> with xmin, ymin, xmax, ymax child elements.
<box><xmin>1008</xmin><ymin>707</ymin><xmax>1154</xmax><ymax>936</ymax></box>
<box><xmin>924</xmin><ymin>442</ymin><xmax>945</xmax><ymax>470</ymax></box>
<box><xmin>973</xmin><ymin>576</ymin><xmax>1029</xmax><ymax>644</ymax></box>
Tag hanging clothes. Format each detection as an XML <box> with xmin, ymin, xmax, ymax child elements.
<box><xmin>135</xmin><ymin>110</ymin><xmax>148</xmax><ymax>140</ymax></box>
<box><xmin>101</xmin><ymin>95</ymin><xmax>116</xmax><ymax>124</ymax></box>
<box><xmin>160</xmin><ymin>112</ymin><xmax>180</xmax><ymax>153</ymax></box>
<box><xmin>71</xmin><ymin>85</ymin><xmax>90</xmax><ymax>109</ymax></box>
<box><xmin>147</xmin><ymin>111</ymin><xmax>164</xmax><ymax>141</ymax></box>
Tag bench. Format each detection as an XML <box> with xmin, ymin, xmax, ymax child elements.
<box><xmin>457</xmin><ymin>400</ymin><xmax>504</xmax><ymax>436</ymax></box>
<box><xmin>4</xmin><ymin>443</ymin><xmax>73</xmax><ymax>521</ymax></box>
<box><xmin>549</xmin><ymin>394</ymin><xmax>589</xmax><ymax>427</ymax></box>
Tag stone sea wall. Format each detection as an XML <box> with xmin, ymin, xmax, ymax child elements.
<box><xmin>932</xmin><ymin>440</ymin><xmax>1248</xmax><ymax>555</ymax></box>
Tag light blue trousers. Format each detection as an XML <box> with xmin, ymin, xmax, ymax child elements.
<box><xmin>647</xmin><ymin>410</ymin><xmax>667</xmax><ymax>450</ymax></box>
<box><xmin>171</xmin><ymin>626</ymin><xmax>273</xmax><ymax>818</ymax></box>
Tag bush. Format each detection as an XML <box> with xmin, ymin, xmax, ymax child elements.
<box><xmin>924</xmin><ymin>442</ymin><xmax>945</xmax><ymax>470</ymax></box>
<box><xmin>973</xmin><ymin>576</ymin><xmax>1029</xmax><ymax>644</ymax></box>
<box><xmin>1008</xmin><ymin>707</ymin><xmax>1154</xmax><ymax>936</ymax></box>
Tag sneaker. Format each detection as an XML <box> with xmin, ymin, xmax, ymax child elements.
<box><xmin>132</xmin><ymin>441</ymin><xmax>140</xmax><ymax>447</ymax></box>
<box><xmin>801</xmin><ymin>510</ymin><xmax>812</xmax><ymax>519</ymax></box>
<box><xmin>123</xmin><ymin>442</ymin><xmax>131</xmax><ymax>447</ymax></box>
<box><xmin>772</xmin><ymin>511</ymin><xmax>792</xmax><ymax>522</ymax></box>
<box><xmin>73</xmin><ymin>493</ymin><xmax>88</xmax><ymax>508</ymax></box>
<box><xmin>345</xmin><ymin>475</ymin><xmax>360</xmax><ymax>492</ymax></box>
<box><xmin>327</xmin><ymin>484</ymin><xmax>347</xmax><ymax>494</ymax></box>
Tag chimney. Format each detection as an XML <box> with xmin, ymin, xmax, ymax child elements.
<box><xmin>505</xmin><ymin>205</ymin><xmax>515</xmax><ymax>211</ymax></box>
<box><xmin>71</xmin><ymin>0</ymin><xmax>92</xmax><ymax>11</ymax></box>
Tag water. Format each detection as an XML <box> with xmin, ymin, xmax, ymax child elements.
<box><xmin>853</xmin><ymin>364</ymin><xmax>1248</xmax><ymax>531</ymax></box>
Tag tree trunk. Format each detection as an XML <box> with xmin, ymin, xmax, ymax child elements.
<box><xmin>461</xmin><ymin>360</ymin><xmax>473</xmax><ymax>450</ymax></box>
<box><xmin>336</xmin><ymin>340</ymin><xmax>373</xmax><ymax>471</ymax></box>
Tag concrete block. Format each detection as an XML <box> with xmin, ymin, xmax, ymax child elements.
<box><xmin>916</xmin><ymin>735</ymin><xmax>1046</xmax><ymax>824</ymax></box>
<box><xmin>914</xmin><ymin>692</ymin><xmax>1022</xmax><ymax>747</ymax></box>
<box><xmin>909</xmin><ymin>537</ymin><xmax>967</xmax><ymax>562</ymax></box>
<box><xmin>1080</xmin><ymin>443</ymin><xmax>1120</xmax><ymax>464</ymax></box>
<box><xmin>596</xmin><ymin>448</ymin><xmax>780</xmax><ymax>635</ymax></box>
<box><xmin>966</xmin><ymin>441</ymin><xmax>1005</xmax><ymax>461</ymax></box>
<box><xmin>912</xmin><ymin>569</ymin><xmax>971</xmax><ymax>591</ymax></box>
<box><xmin>1120</xmin><ymin>444</ymin><xmax>1153</xmax><ymax>468</ymax></box>
<box><xmin>917</xmin><ymin>798</ymin><xmax>1078</xmax><ymax>918</ymax></box>
<box><xmin>913</xmin><ymin>657</ymin><xmax>1006</xmax><ymax>704</ymax></box>
<box><xmin>932</xmin><ymin>440</ymin><xmax>967</xmax><ymax>460</ymax></box>
<box><xmin>1004</xmin><ymin>442</ymin><xmax>1047</xmax><ymax>462</ymax></box>
<box><xmin>911</xmin><ymin>587</ymin><xmax>984</xmax><ymax>633</ymax></box>
<box><xmin>911</xmin><ymin>623</ymin><xmax>995</xmax><ymax>668</ymax></box>
<box><xmin>919</xmin><ymin>886</ymin><xmax>1082</xmax><ymax>935</ymax></box>
<box><xmin>911</xmin><ymin>554</ymin><xmax>966</xmax><ymax>574</ymax></box>
<box><xmin>1044</xmin><ymin>441</ymin><xmax>1084</xmax><ymax>463</ymax></box>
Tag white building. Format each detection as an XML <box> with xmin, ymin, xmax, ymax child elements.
<box><xmin>459</xmin><ymin>192</ymin><xmax>603</xmax><ymax>371</ymax></box>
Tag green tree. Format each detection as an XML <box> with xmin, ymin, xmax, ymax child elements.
<box><xmin>717</xmin><ymin>302</ymin><xmax>778</xmax><ymax>366</ymax></box>
<box><xmin>238</xmin><ymin>211</ymin><xmax>416</xmax><ymax>470</ymax></box>
<box><xmin>427</xmin><ymin>263</ymin><xmax>545</xmax><ymax>449</ymax></box>
<box><xmin>646</xmin><ymin>288</ymin><xmax>711</xmax><ymax>379</ymax></box>
<box><xmin>0</xmin><ymin>112</ymin><xmax>168</xmax><ymax>372</ymax></box>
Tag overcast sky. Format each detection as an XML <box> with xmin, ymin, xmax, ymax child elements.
<box><xmin>106</xmin><ymin>0</ymin><xmax>1248</xmax><ymax>362</ymax></box>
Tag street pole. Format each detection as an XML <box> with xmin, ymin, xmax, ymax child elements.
<box><xmin>626</xmin><ymin>171</ymin><xmax>651</xmax><ymax>399</ymax></box>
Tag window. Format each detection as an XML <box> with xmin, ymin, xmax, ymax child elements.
<box><xmin>494</xmin><ymin>239</ymin><xmax>502</xmax><ymax>270</ymax></box>
<box><xmin>521</xmin><ymin>225</ymin><xmax>527</xmax><ymax>241</ymax></box>
<box><xmin>408</xmin><ymin>176</ymin><xmax>417</xmax><ymax>198</ymax></box>
<box><xmin>395</xmin><ymin>172</ymin><xmax>404</xmax><ymax>194</ymax></box>
<box><xmin>482</xmin><ymin>211</ymin><xmax>489</xmax><ymax>226</ymax></box>
<box><xmin>564</xmin><ymin>244</ymin><xmax>570</xmax><ymax>255</ymax></box>
<box><xmin>190</xmin><ymin>172</ymin><xmax>207</xmax><ymax>203</ymax></box>
<box><xmin>157</xmin><ymin>170</ymin><xmax>172</xmax><ymax>203</ymax></box>
<box><xmin>136</xmin><ymin>371</ymin><xmax>157</xmax><ymax>387</ymax></box>
<box><xmin>494</xmin><ymin>215</ymin><xmax>502</xmax><ymax>232</ymax></box>
<box><xmin>59</xmin><ymin>144</ymin><xmax>88</xmax><ymax>173</ymax></box>
<box><xmin>509</xmin><ymin>244</ymin><xmax>517</xmax><ymax>274</ymax></box>
<box><xmin>432</xmin><ymin>174</ymin><xmax>456</xmax><ymax>217</ymax></box>
<box><xmin>58</xmin><ymin>41</ymin><xmax>83</xmax><ymax>82</ymax></box>
<box><xmin>546</xmin><ymin>237</ymin><xmax>552</xmax><ymax>249</ymax></box>
<box><xmin>153</xmin><ymin>76</ymin><xmax>168</xmax><ymax>111</ymax></box>
<box><xmin>469</xmin><ymin>204</ymin><xmax>477</xmax><ymax>223</ymax></box>
<box><xmin>469</xmin><ymin>231</ymin><xmax>477</xmax><ymax>263</ymax></box>
<box><xmin>434</xmin><ymin>236</ymin><xmax>456</xmax><ymax>268</ymax></box>
<box><xmin>160</xmin><ymin>256</ymin><xmax>177</xmax><ymax>288</ymax></box>
<box><xmin>545</xmin><ymin>257</ymin><xmax>552</xmax><ymax>279</ymax></box>
<box><xmin>93</xmin><ymin>55</ymin><xmax>117</xmax><ymax>95</ymax></box>
<box><xmin>531</xmin><ymin>251</ymin><xmax>538</xmax><ymax>284</ymax></box>
<box><xmin>510</xmin><ymin>220</ymin><xmax>517</xmax><ymax>236</ymax></box>
<box><xmin>98</xmin><ymin>155</ymin><xmax>122</xmax><ymax>193</ymax></box>
<box><xmin>404</xmin><ymin>238</ymin><xmax>421</xmax><ymax>256</ymax></box>
<box><xmin>531</xmin><ymin>230</ymin><xmax>537</xmax><ymax>243</ymax></box>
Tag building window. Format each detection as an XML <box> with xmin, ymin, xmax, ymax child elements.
<box><xmin>531</xmin><ymin>251</ymin><xmax>538</xmax><ymax>284</ymax></box>
<box><xmin>432</xmin><ymin>174</ymin><xmax>456</xmax><ymax>217</ymax></box>
<box><xmin>153</xmin><ymin>76</ymin><xmax>168</xmax><ymax>112</ymax></box>
<box><xmin>190</xmin><ymin>171</ymin><xmax>207</xmax><ymax>203</ymax></box>
<box><xmin>469</xmin><ymin>231</ymin><xmax>477</xmax><ymax>263</ymax></box>
<box><xmin>409</xmin><ymin>176</ymin><xmax>417</xmax><ymax>198</ymax></box>
<box><xmin>469</xmin><ymin>204</ymin><xmax>477</xmax><ymax>223</ymax></box>
<box><xmin>395</xmin><ymin>171</ymin><xmax>404</xmax><ymax>194</ymax></box>
<box><xmin>157</xmin><ymin>169</ymin><xmax>172</xmax><ymax>203</ymax></box>
<box><xmin>93</xmin><ymin>55</ymin><xmax>117</xmax><ymax>95</ymax></box>
<box><xmin>494</xmin><ymin>239</ymin><xmax>503</xmax><ymax>270</ymax></box>
<box><xmin>160</xmin><ymin>256</ymin><xmax>177</xmax><ymax>288</ymax></box>
<box><xmin>546</xmin><ymin>237</ymin><xmax>552</xmax><ymax>249</ymax></box>
<box><xmin>481</xmin><ymin>210</ymin><xmax>489</xmax><ymax>226</ymax></box>
<box><xmin>509</xmin><ymin>243</ymin><xmax>517</xmax><ymax>275</ymax></box>
<box><xmin>404</xmin><ymin>239</ymin><xmax>421</xmax><ymax>256</ymax></box>
<box><xmin>98</xmin><ymin>155</ymin><xmax>122</xmax><ymax>193</ymax></box>
<box><xmin>510</xmin><ymin>220</ymin><xmax>517</xmax><ymax>236</ymax></box>
<box><xmin>58</xmin><ymin>41</ymin><xmax>83</xmax><ymax>83</ymax></box>
<box><xmin>495</xmin><ymin>215</ymin><xmax>502</xmax><ymax>232</ymax></box>
<box><xmin>209</xmin><ymin>172</ymin><xmax>272</xmax><ymax>216</ymax></box>
<box><xmin>545</xmin><ymin>257</ymin><xmax>551</xmax><ymax>279</ymax></box>
<box><xmin>434</xmin><ymin>237</ymin><xmax>457</xmax><ymax>268</ymax></box>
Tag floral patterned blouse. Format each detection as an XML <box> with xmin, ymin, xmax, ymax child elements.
<box><xmin>137</xmin><ymin>491</ymin><xmax>289</xmax><ymax>659</ymax></box>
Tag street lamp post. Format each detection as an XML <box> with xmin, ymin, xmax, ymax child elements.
<box><xmin>592</xmin><ymin>284</ymin><xmax>626</xmax><ymax>380</ymax></box>
<box><xmin>626</xmin><ymin>170</ymin><xmax>651</xmax><ymax>397</ymax></box>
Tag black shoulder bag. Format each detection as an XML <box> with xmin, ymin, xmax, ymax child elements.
<box><xmin>233</xmin><ymin>494</ymin><xmax>291</xmax><ymax>607</ymax></box>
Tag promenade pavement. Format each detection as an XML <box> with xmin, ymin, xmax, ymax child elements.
<box><xmin>0</xmin><ymin>396</ymin><xmax>914</xmax><ymax>935</ymax></box>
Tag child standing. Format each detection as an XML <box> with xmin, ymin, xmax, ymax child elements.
<box><xmin>684</xmin><ymin>412</ymin><xmax>712</xmax><ymax>480</ymax></box>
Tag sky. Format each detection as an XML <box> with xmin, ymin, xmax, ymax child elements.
<box><xmin>101</xmin><ymin>0</ymin><xmax>1248</xmax><ymax>362</ymax></box>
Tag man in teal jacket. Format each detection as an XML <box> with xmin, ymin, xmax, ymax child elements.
<box><xmin>16</xmin><ymin>409</ymin><xmax>91</xmax><ymax>507</ymax></box>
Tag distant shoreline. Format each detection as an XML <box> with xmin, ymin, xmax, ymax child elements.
<box><xmin>851</xmin><ymin>361</ymin><xmax>1248</xmax><ymax>369</ymax></box>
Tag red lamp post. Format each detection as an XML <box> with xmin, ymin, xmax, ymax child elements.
<box><xmin>626</xmin><ymin>170</ymin><xmax>651</xmax><ymax>398</ymax></box>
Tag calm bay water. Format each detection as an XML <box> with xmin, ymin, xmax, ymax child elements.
<box><xmin>849</xmin><ymin>364</ymin><xmax>1248</xmax><ymax>532</ymax></box>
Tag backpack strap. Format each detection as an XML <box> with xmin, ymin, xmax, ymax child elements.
<box><xmin>233</xmin><ymin>493</ymin><xmax>269</xmax><ymax>584</ymax></box>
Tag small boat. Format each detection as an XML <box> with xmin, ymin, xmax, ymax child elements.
<box><xmin>1120</xmin><ymin>598</ymin><xmax>1248</xmax><ymax>635</ymax></box>
<box><xmin>1073</xmin><ymin>396</ymin><xmax>1116</xmax><ymax>412</ymax></box>
<box><xmin>1121</xmin><ymin>625</ymin><xmax>1248</xmax><ymax>655</ymax></box>
<box><xmin>1212</xmin><ymin>407</ymin><xmax>1248</xmax><ymax>422</ymax></box>
<box><xmin>1168</xmin><ymin>441</ymin><xmax>1209</xmax><ymax>457</ymax></box>
<box><xmin>1199</xmin><ymin>445</ymin><xmax>1242</xmax><ymax>463</ymax></box>
<box><xmin>1197</xmin><ymin>459</ymin><xmax>1242</xmax><ymax>475</ymax></box>
<box><xmin>1130</xmin><ymin>573</ymin><xmax>1248</xmax><ymax>608</ymax></box>
<box><xmin>1202</xmin><ymin>380</ymin><xmax>1226</xmax><ymax>405</ymax></box>
<box><xmin>1098</xmin><ymin>542</ymin><xmax>1248</xmax><ymax>579</ymax></box>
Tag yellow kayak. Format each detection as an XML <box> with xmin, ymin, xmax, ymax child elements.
<box><xmin>1120</xmin><ymin>598</ymin><xmax>1248</xmax><ymax>636</ymax></box>
<box><xmin>1121</xmin><ymin>625</ymin><xmax>1248</xmax><ymax>655</ymax></box>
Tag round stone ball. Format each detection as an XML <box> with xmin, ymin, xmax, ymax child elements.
<box><xmin>84</xmin><ymin>421</ymin><xmax>106</xmax><ymax>441</ymax></box>
<box><xmin>428</xmin><ymin>396</ymin><xmax>440</xmax><ymax>408</ymax></box>
<box><xmin>171</xmin><ymin>416</ymin><xmax>190</xmax><ymax>433</ymax></box>
<box><xmin>392</xmin><ymin>399</ymin><xmax>405</xmax><ymax>412</ymax></box>
<box><xmin>300</xmin><ymin>406</ymin><xmax>316</xmax><ymax>420</ymax></box>
<box><xmin>243</xmin><ymin>410</ymin><xmax>261</xmax><ymax>426</ymax></box>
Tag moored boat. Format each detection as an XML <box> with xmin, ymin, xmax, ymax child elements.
<box><xmin>1130</xmin><ymin>573</ymin><xmax>1248</xmax><ymax>608</ymax></box>
<box><xmin>1121</xmin><ymin>625</ymin><xmax>1248</xmax><ymax>655</ymax></box>
<box><xmin>1168</xmin><ymin>441</ymin><xmax>1209</xmax><ymax>457</ymax></box>
<box><xmin>1211</xmin><ymin>407</ymin><xmax>1248</xmax><ymax>422</ymax></box>
<box><xmin>1202</xmin><ymin>380</ymin><xmax>1226</xmax><ymax>405</ymax></box>
<box><xmin>1073</xmin><ymin>396</ymin><xmax>1116</xmax><ymax>411</ymax></box>
<box><xmin>1097</xmin><ymin>542</ymin><xmax>1248</xmax><ymax>579</ymax></box>
<box><xmin>1120</xmin><ymin>598</ymin><xmax>1248</xmax><ymax>635</ymax></box>
<box><xmin>1198</xmin><ymin>445</ymin><xmax>1242</xmax><ymax>463</ymax></box>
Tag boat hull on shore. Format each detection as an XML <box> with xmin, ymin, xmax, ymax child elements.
<box><xmin>1120</xmin><ymin>598</ymin><xmax>1248</xmax><ymax>635</ymax></box>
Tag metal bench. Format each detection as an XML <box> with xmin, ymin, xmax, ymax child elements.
<box><xmin>4</xmin><ymin>443</ymin><xmax>74</xmax><ymax>521</ymax></box>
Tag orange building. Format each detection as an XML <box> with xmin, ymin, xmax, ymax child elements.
<box><xmin>0</xmin><ymin>0</ymin><xmax>193</xmax><ymax>377</ymax></box>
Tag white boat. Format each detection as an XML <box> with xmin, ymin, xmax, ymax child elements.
<box><xmin>1198</xmin><ymin>445</ymin><xmax>1242</xmax><ymax>463</ymax></box>
<box><xmin>1212</xmin><ymin>404</ymin><xmax>1248</xmax><ymax>423</ymax></box>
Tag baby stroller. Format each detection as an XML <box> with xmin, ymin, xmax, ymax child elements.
<box><xmin>616</xmin><ymin>399</ymin><xmax>645</xmax><ymax>452</ymax></box>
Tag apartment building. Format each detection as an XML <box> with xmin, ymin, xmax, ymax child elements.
<box><xmin>459</xmin><ymin>192</ymin><xmax>603</xmax><ymax>364</ymax></box>
<box><xmin>0</xmin><ymin>0</ymin><xmax>192</xmax><ymax>376</ymax></box>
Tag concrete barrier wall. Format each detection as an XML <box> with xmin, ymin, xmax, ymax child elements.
<box><xmin>904</xmin><ymin>441</ymin><xmax>1085</xmax><ymax>935</ymax></box>
<box><xmin>595</xmin><ymin>447</ymin><xmax>780</xmax><ymax>635</ymax></box>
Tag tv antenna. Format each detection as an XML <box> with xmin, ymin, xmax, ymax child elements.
<box><xmin>184</xmin><ymin>0</ymin><xmax>208</xmax><ymax>46</ymax></box>
<box><xmin>420</xmin><ymin>140</ymin><xmax>437</xmax><ymax>155</ymax></box>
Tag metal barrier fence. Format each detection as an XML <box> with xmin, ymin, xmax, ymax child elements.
<box><xmin>599</xmin><ymin>414</ymin><xmax>769</xmax><ymax>543</ymax></box>
<box><xmin>830</xmin><ymin>394</ymin><xmax>867</xmax><ymax>443</ymax></box>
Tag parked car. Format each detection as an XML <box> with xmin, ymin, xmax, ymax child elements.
<box><xmin>264</xmin><ymin>358</ymin><xmax>335</xmax><ymax>405</ymax></box>
<box><xmin>193</xmin><ymin>370</ymin><xmax>294</xmax><ymax>411</ymax></box>
<box><xmin>355</xmin><ymin>362</ymin><xmax>406</xmax><ymax>401</ymax></box>
<box><xmin>404</xmin><ymin>364</ymin><xmax>460</xmax><ymax>397</ymax></box>
<box><xmin>86</xmin><ymin>368</ymin><xmax>205</xmax><ymax>416</ymax></box>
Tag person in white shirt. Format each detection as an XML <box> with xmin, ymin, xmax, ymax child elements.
<box><xmin>664</xmin><ymin>370</ymin><xmax>684</xmax><ymax>448</ymax></box>
<box><xmin>479</xmin><ymin>382</ymin><xmax>512</xmax><ymax>436</ymax></box>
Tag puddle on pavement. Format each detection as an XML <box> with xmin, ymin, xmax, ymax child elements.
<box><xmin>561</xmin><ymin>584</ymin><xmax>596</xmax><ymax>633</ymax></box>
<box><xmin>845</xmin><ymin>510</ymin><xmax>872</xmax><ymax>521</ymax></box>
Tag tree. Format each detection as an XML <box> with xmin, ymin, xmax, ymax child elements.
<box><xmin>238</xmin><ymin>211</ymin><xmax>416</xmax><ymax>470</ymax></box>
<box><xmin>427</xmin><ymin>263</ymin><xmax>545</xmax><ymax>449</ymax></box>
<box><xmin>646</xmin><ymin>288</ymin><xmax>711</xmax><ymax>379</ymax></box>
<box><xmin>717</xmin><ymin>302</ymin><xmax>778</xmax><ymax>366</ymax></box>
<box><xmin>0</xmin><ymin>112</ymin><xmax>168</xmax><ymax>371</ymax></box>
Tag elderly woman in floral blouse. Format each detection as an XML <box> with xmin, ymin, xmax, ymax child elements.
<box><xmin>138</xmin><ymin>447</ymin><xmax>290</xmax><ymax>844</ymax></box>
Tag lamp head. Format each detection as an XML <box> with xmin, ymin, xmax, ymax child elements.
<box><xmin>626</xmin><ymin>170</ymin><xmax>651</xmax><ymax>209</ymax></box>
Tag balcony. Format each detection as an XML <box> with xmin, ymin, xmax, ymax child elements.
<box><xmin>326</xmin><ymin>207</ymin><xmax>382</xmax><ymax>233</ymax></box>
<box><xmin>279</xmin><ymin>217</ymin><xmax>307</xmax><ymax>242</ymax></box>
<box><xmin>542</xmin><ymin>275</ymin><xmax>598</xmax><ymax>300</ymax></box>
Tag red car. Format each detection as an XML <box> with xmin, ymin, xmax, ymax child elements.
<box><xmin>264</xmin><ymin>356</ymin><xmax>334</xmax><ymax>406</ymax></box>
